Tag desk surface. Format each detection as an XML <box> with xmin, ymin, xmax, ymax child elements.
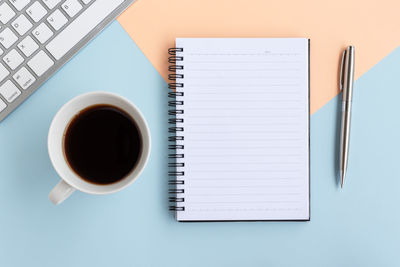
<box><xmin>0</xmin><ymin>21</ymin><xmax>400</xmax><ymax>267</ymax></box>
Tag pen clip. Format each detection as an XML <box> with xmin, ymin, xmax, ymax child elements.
<box><xmin>339</xmin><ymin>49</ymin><xmax>346</xmax><ymax>91</ymax></box>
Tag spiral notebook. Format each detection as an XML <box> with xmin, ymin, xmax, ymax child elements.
<box><xmin>168</xmin><ymin>38</ymin><xmax>310</xmax><ymax>221</ymax></box>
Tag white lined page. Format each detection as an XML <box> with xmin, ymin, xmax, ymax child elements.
<box><xmin>175</xmin><ymin>38</ymin><xmax>309</xmax><ymax>221</ymax></box>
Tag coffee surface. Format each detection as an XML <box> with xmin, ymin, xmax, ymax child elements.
<box><xmin>64</xmin><ymin>104</ymin><xmax>142</xmax><ymax>185</ymax></box>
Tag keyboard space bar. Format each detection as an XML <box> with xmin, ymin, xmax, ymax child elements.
<box><xmin>46</xmin><ymin>0</ymin><xmax>124</xmax><ymax>60</ymax></box>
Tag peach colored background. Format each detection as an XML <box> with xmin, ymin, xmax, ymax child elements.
<box><xmin>118</xmin><ymin>0</ymin><xmax>400</xmax><ymax>114</ymax></box>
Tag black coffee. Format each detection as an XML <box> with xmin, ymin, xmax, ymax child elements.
<box><xmin>64</xmin><ymin>104</ymin><xmax>142</xmax><ymax>185</ymax></box>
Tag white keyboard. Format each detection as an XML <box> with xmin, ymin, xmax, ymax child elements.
<box><xmin>0</xmin><ymin>0</ymin><xmax>134</xmax><ymax>122</ymax></box>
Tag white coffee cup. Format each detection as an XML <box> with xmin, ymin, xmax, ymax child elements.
<box><xmin>48</xmin><ymin>92</ymin><xmax>151</xmax><ymax>205</ymax></box>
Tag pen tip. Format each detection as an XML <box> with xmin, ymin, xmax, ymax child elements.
<box><xmin>340</xmin><ymin>170</ymin><xmax>346</xmax><ymax>189</ymax></box>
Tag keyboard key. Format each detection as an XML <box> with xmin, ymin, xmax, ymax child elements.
<box><xmin>13</xmin><ymin>67</ymin><xmax>36</xmax><ymax>90</ymax></box>
<box><xmin>32</xmin><ymin>23</ymin><xmax>53</xmax><ymax>44</ymax></box>
<box><xmin>26</xmin><ymin>1</ymin><xmax>47</xmax><ymax>22</ymax></box>
<box><xmin>62</xmin><ymin>0</ymin><xmax>83</xmax><ymax>18</ymax></box>
<box><xmin>0</xmin><ymin>63</ymin><xmax>10</xmax><ymax>82</ymax></box>
<box><xmin>42</xmin><ymin>0</ymin><xmax>61</xmax><ymax>9</ymax></box>
<box><xmin>18</xmin><ymin>36</ymin><xmax>39</xmax><ymax>57</ymax></box>
<box><xmin>4</xmin><ymin>49</ymin><xmax>24</xmax><ymax>70</ymax></box>
<box><xmin>0</xmin><ymin>80</ymin><xmax>21</xmax><ymax>103</ymax></box>
<box><xmin>0</xmin><ymin>99</ymin><xmax>6</xmax><ymax>112</ymax></box>
<box><xmin>47</xmin><ymin>0</ymin><xmax>124</xmax><ymax>60</ymax></box>
<box><xmin>0</xmin><ymin>28</ymin><xmax>18</xmax><ymax>49</ymax></box>
<box><xmin>0</xmin><ymin>3</ymin><xmax>16</xmax><ymax>24</ymax></box>
<box><xmin>47</xmin><ymin>9</ymin><xmax>68</xmax><ymax>31</ymax></box>
<box><xmin>12</xmin><ymin>14</ymin><xmax>33</xmax><ymax>36</ymax></box>
<box><xmin>10</xmin><ymin>0</ymin><xmax>31</xmax><ymax>11</ymax></box>
<box><xmin>28</xmin><ymin>50</ymin><xmax>54</xmax><ymax>76</ymax></box>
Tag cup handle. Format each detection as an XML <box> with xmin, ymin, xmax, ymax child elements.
<box><xmin>49</xmin><ymin>180</ymin><xmax>75</xmax><ymax>205</ymax></box>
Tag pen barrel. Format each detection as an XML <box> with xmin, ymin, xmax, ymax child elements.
<box><xmin>339</xmin><ymin>46</ymin><xmax>355</xmax><ymax>179</ymax></box>
<box><xmin>340</xmin><ymin>100</ymin><xmax>352</xmax><ymax>173</ymax></box>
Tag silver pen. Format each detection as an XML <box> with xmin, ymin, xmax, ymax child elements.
<box><xmin>339</xmin><ymin>46</ymin><xmax>355</xmax><ymax>188</ymax></box>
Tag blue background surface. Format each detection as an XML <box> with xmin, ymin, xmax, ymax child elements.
<box><xmin>0</xmin><ymin>22</ymin><xmax>399</xmax><ymax>266</ymax></box>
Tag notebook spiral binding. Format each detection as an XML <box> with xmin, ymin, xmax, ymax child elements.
<box><xmin>168</xmin><ymin>47</ymin><xmax>185</xmax><ymax>212</ymax></box>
